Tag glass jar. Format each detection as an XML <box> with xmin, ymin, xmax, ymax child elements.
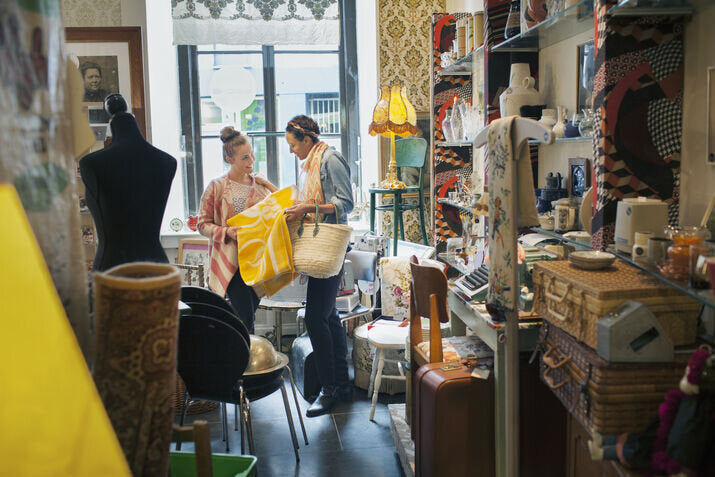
<box><xmin>661</xmin><ymin>226</ymin><xmax>711</xmax><ymax>281</ymax></box>
<box><xmin>442</xmin><ymin>110</ymin><xmax>454</xmax><ymax>142</ymax></box>
<box><xmin>578</xmin><ymin>108</ymin><xmax>596</xmax><ymax>137</ymax></box>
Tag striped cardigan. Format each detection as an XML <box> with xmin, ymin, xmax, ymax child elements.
<box><xmin>197</xmin><ymin>174</ymin><xmax>271</xmax><ymax>297</ymax></box>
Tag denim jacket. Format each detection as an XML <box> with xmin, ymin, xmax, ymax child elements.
<box><xmin>320</xmin><ymin>148</ymin><xmax>353</xmax><ymax>225</ymax></box>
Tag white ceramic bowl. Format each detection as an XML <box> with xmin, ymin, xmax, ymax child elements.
<box><xmin>568</xmin><ymin>251</ymin><xmax>616</xmax><ymax>270</ymax></box>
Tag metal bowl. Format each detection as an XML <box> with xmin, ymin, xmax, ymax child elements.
<box><xmin>244</xmin><ymin>335</ymin><xmax>289</xmax><ymax>376</ymax></box>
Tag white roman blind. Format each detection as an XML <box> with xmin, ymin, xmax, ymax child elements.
<box><xmin>172</xmin><ymin>0</ymin><xmax>340</xmax><ymax>46</ymax></box>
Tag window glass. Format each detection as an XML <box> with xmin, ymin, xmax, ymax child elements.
<box><xmin>274</xmin><ymin>52</ymin><xmax>342</xmax><ymax>188</ymax></box>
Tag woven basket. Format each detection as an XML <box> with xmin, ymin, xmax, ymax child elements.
<box><xmin>289</xmin><ymin>204</ymin><xmax>352</xmax><ymax>279</ymax></box>
<box><xmin>538</xmin><ymin>322</ymin><xmax>690</xmax><ymax>434</ymax></box>
<box><xmin>173</xmin><ymin>375</ymin><xmax>219</xmax><ymax>416</ymax></box>
<box><xmin>533</xmin><ymin>260</ymin><xmax>699</xmax><ymax>348</ymax></box>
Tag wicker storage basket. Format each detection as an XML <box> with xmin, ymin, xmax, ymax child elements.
<box><xmin>538</xmin><ymin>322</ymin><xmax>691</xmax><ymax>434</ymax></box>
<box><xmin>533</xmin><ymin>260</ymin><xmax>700</xmax><ymax>348</ymax></box>
<box><xmin>288</xmin><ymin>207</ymin><xmax>352</xmax><ymax>279</ymax></box>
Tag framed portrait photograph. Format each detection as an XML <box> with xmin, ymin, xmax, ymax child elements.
<box><xmin>568</xmin><ymin>157</ymin><xmax>591</xmax><ymax>198</ymax></box>
<box><xmin>65</xmin><ymin>27</ymin><xmax>146</xmax><ymax>137</ymax></box>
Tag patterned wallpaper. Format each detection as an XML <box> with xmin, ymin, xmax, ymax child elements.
<box><xmin>378</xmin><ymin>0</ymin><xmax>446</xmax><ymax>112</ymax></box>
<box><xmin>61</xmin><ymin>0</ymin><xmax>121</xmax><ymax>27</ymax></box>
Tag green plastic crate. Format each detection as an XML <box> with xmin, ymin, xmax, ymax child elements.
<box><xmin>169</xmin><ymin>451</ymin><xmax>257</xmax><ymax>477</ymax></box>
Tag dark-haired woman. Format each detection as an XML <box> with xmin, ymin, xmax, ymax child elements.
<box><xmin>198</xmin><ymin>126</ymin><xmax>277</xmax><ymax>333</ymax></box>
<box><xmin>284</xmin><ymin>115</ymin><xmax>354</xmax><ymax>417</ymax></box>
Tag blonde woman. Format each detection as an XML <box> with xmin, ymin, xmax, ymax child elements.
<box><xmin>284</xmin><ymin>115</ymin><xmax>354</xmax><ymax>416</ymax></box>
<box><xmin>198</xmin><ymin>126</ymin><xmax>277</xmax><ymax>333</ymax></box>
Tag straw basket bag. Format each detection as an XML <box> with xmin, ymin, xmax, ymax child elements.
<box><xmin>289</xmin><ymin>202</ymin><xmax>352</xmax><ymax>279</ymax></box>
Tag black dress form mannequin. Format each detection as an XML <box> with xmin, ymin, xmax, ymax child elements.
<box><xmin>80</xmin><ymin>94</ymin><xmax>177</xmax><ymax>271</ymax></box>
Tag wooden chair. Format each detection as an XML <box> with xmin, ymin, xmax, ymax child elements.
<box><xmin>171</xmin><ymin>420</ymin><xmax>213</xmax><ymax>477</ymax></box>
<box><xmin>406</xmin><ymin>255</ymin><xmax>450</xmax><ymax>430</ymax></box>
<box><xmin>369</xmin><ymin>137</ymin><xmax>429</xmax><ymax>255</ymax></box>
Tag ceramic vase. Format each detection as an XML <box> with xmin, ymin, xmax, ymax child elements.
<box><xmin>93</xmin><ymin>262</ymin><xmax>181</xmax><ymax>477</ymax></box>
<box><xmin>552</xmin><ymin>106</ymin><xmax>567</xmax><ymax>138</ymax></box>
<box><xmin>505</xmin><ymin>0</ymin><xmax>521</xmax><ymax>39</ymax></box>
<box><xmin>499</xmin><ymin>63</ymin><xmax>541</xmax><ymax>118</ymax></box>
<box><xmin>538</xmin><ymin>108</ymin><xmax>556</xmax><ymax>129</ymax></box>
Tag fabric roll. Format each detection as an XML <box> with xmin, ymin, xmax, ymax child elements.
<box><xmin>93</xmin><ymin>262</ymin><xmax>181</xmax><ymax>477</ymax></box>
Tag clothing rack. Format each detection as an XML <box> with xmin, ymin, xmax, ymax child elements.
<box><xmin>474</xmin><ymin>117</ymin><xmax>553</xmax><ymax>477</ymax></box>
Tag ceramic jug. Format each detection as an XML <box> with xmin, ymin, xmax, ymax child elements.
<box><xmin>499</xmin><ymin>63</ymin><xmax>541</xmax><ymax>117</ymax></box>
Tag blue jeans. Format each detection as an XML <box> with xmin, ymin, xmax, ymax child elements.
<box><xmin>304</xmin><ymin>272</ymin><xmax>349</xmax><ymax>389</ymax></box>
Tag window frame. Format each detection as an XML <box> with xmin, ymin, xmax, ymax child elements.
<box><xmin>177</xmin><ymin>0</ymin><xmax>359</xmax><ymax>216</ymax></box>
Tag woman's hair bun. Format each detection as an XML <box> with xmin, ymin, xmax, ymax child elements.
<box><xmin>220</xmin><ymin>126</ymin><xmax>241</xmax><ymax>144</ymax></box>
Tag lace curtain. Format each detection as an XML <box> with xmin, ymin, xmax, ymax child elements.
<box><xmin>172</xmin><ymin>0</ymin><xmax>340</xmax><ymax>46</ymax></box>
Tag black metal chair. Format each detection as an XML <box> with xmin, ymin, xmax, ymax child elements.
<box><xmin>181</xmin><ymin>286</ymin><xmax>237</xmax><ymax>315</ymax></box>
<box><xmin>177</xmin><ymin>314</ymin><xmax>251</xmax><ymax>453</ymax></box>
<box><xmin>183</xmin><ymin>301</ymin><xmax>251</xmax><ymax>349</ymax></box>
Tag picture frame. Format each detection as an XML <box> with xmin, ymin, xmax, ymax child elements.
<box><xmin>701</xmin><ymin>195</ymin><xmax>715</xmax><ymax>239</ymax></box>
<box><xmin>177</xmin><ymin>238</ymin><xmax>210</xmax><ymax>269</ymax></box>
<box><xmin>577</xmin><ymin>40</ymin><xmax>595</xmax><ymax>113</ymax></box>
<box><xmin>568</xmin><ymin>157</ymin><xmax>591</xmax><ymax>198</ymax></box>
<box><xmin>64</xmin><ymin>27</ymin><xmax>146</xmax><ymax>137</ymax></box>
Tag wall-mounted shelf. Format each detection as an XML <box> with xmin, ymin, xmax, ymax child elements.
<box><xmin>437</xmin><ymin>197</ymin><xmax>478</xmax><ymax>215</ymax></box>
<box><xmin>491</xmin><ymin>0</ymin><xmax>594</xmax><ymax>52</ymax></box>
<box><xmin>438</xmin><ymin>46</ymin><xmax>483</xmax><ymax>76</ymax></box>
<box><xmin>436</xmin><ymin>140</ymin><xmax>473</xmax><ymax>147</ymax></box>
<box><xmin>528</xmin><ymin>228</ymin><xmax>715</xmax><ymax>310</ymax></box>
<box><xmin>528</xmin><ymin>136</ymin><xmax>593</xmax><ymax>145</ymax></box>
<box><xmin>438</xmin><ymin>252</ymin><xmax>471</xmax><ymax>275</ymax></box>
<box><xmin>607</xmin><ymin>0</ymin><xmax>695</xmax><ymax>17</ymax></box>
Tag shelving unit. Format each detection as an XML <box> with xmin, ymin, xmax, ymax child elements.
<box><xmin>529</xmin><ymin>227</ymin><xmax>715</xmax><ymax>309</ymax></box>
<box><xmin>491</xmin><ymin>0</ymin><xmax>594</xmax><ymax>53</ymax></box>
<box><xmin>607</xmin><ymin>0</ymin><xmax>696</xmax><ymax>17</ymax></box>
<box><xmin>437</xmin><ymin>46</ymin><xmax>483</xmax><ymax>76</ymax></box>
<box><xmin>528</xmin><ymin>136</ymin><xmax>592</xmax><ymax>145</ymax></box>
<box><xmin>436</xmin><ymin>197</ymin><xmax>478</xmax><ymax>215</ymax></box>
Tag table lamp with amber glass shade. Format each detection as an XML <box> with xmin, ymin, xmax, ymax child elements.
<box><xmin>368</xmin><ymin>84</ymin><xmax>418</xmax><ymax>189</ymax></box>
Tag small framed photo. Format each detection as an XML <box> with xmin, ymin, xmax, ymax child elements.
<box><xmin>81</xmin><ymin>225</ymin><xmax>95</xmax><ymax>245</ymax></box>
<box><xmin>568</xmin><ymin>157</ymin><xmax>591</xmax><ymax>198</ymax></box>
<box><xmin>178</xmin><ymin>238</ymin><xmax>210</xmax><ymax>268</ymax></box>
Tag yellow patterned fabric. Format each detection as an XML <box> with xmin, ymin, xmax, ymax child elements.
<box><xmin>228</xmin><ymin>186</ymin><xmax>298</xmax><ymax>297</ymax></box>
<box><xmin>0</xmin><ymin>185</ymin><xmax>130</xmax><ymax>476</ymax></box>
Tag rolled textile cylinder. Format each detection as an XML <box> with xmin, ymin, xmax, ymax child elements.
<box><xmin>93</xmin><ymin>262</ymin><xmax>181</xmax><ymax>477</ymax></box>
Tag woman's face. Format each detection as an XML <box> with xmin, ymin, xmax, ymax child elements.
<box><xmin>285</xmin><ymin>131</ymin><xmax>314</xmax><ymax>160</ymax></box>
<box><xmin>227</xmin><ymin>142</ymin><xmax>254</xmax><ymax>175</ymax></box>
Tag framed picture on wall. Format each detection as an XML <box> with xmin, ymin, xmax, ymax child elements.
<box><xmin>64</xmin><ymin>27</ymin><xmax>146</xmax><ymax>137</ymax></box>
<box><xmin>577</xmin><ymin>40</ymin><xmax>595</xmax><ymax>112</ymax></box>
<box><xmin>178</xmin><ymin>238</ymin><xmax>210</xmax><ymax>269</ymax></box>
<box><xmin>568</xmin><ymin>157</ymin><xmax>591</xmax><ymax>198</ymax></box>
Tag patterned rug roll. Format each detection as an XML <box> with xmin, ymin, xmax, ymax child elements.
<box><xmin>93</xmin><ymin>262</ymin><xmax>181</xmax><ymax>477</ymax></box>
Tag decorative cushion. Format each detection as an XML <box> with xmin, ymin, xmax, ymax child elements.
<box><xmin>379</xmin><ymin>256</ymin><xmax>446</xmax><ymax>320</ymax></box>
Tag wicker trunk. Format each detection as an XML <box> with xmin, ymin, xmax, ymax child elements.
<box><xmin>537</xmin><ymin>322</ymin><xmax>690</xmax><ymax>434</ymax></box>
<box><xmin>93</xmin><ymin>262</ymin><xmax>181</xmax><ymax>477</ymax></box>
<box><xmin>533</xmin><ymin>260</ymin><xmax>699</xmax><ymax>348</ymax></box>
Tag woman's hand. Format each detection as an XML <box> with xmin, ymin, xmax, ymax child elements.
<box><xmin>226</xmin><ymin>226</ymin><xmax>242</xmax><ymax>240</ymax></box>
<box><xmin>284</xmin><ymin>203</ymin><xmax>313</xmax><ymax>222</ymax></box>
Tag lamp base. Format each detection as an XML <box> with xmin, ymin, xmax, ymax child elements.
<box><xmin>380</xmin><ymin>173</ymin><xmax>407</xmax><ymax>190</ymax></box>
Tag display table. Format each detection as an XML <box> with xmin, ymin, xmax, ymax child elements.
<box><xmin>258</xmin><ymin>297</ymin><xmax>304</xmax><ymax>352</ymax></box>
<box><xmin>447</xmin><ymin>285</ymin><xmax>542</xmax><ymax>477</ymax></box>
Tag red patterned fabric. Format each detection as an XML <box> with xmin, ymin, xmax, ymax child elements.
<box><xmin>591</xmin><ymin>1</ymin><xmax>685</xmax><ymax>249</ymax></box>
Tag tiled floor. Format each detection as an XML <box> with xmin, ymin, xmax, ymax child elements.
<box><xmin>174</xmin><ymin>341</ymin><xmax>407</xmax><ymax>477</ymax></box>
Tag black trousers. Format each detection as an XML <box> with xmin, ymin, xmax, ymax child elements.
<box><xmin>226</xmin><ymin>266</ymin><xmax>259</xmax><ymax>334</ymax></box>
<box><xmin>304</xmin><ymin>273</ymin><xmax>348</xmax><ymax>389</ymax></box>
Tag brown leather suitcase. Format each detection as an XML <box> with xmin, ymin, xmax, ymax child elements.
<box><xmin>414</xmin><ymin>360</ymin><xmax>496</xmax><ymax>477</ymax></box>
<box><xmin>414</xmin><ymin>356</ymin><xmax>568</xmax><ymax>477</ymax></box>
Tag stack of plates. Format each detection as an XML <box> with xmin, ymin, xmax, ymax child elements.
<box><xmin>568</xmin><ymin>251</ymin><xmax>616</xmax><ymax>270</ymax></box>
